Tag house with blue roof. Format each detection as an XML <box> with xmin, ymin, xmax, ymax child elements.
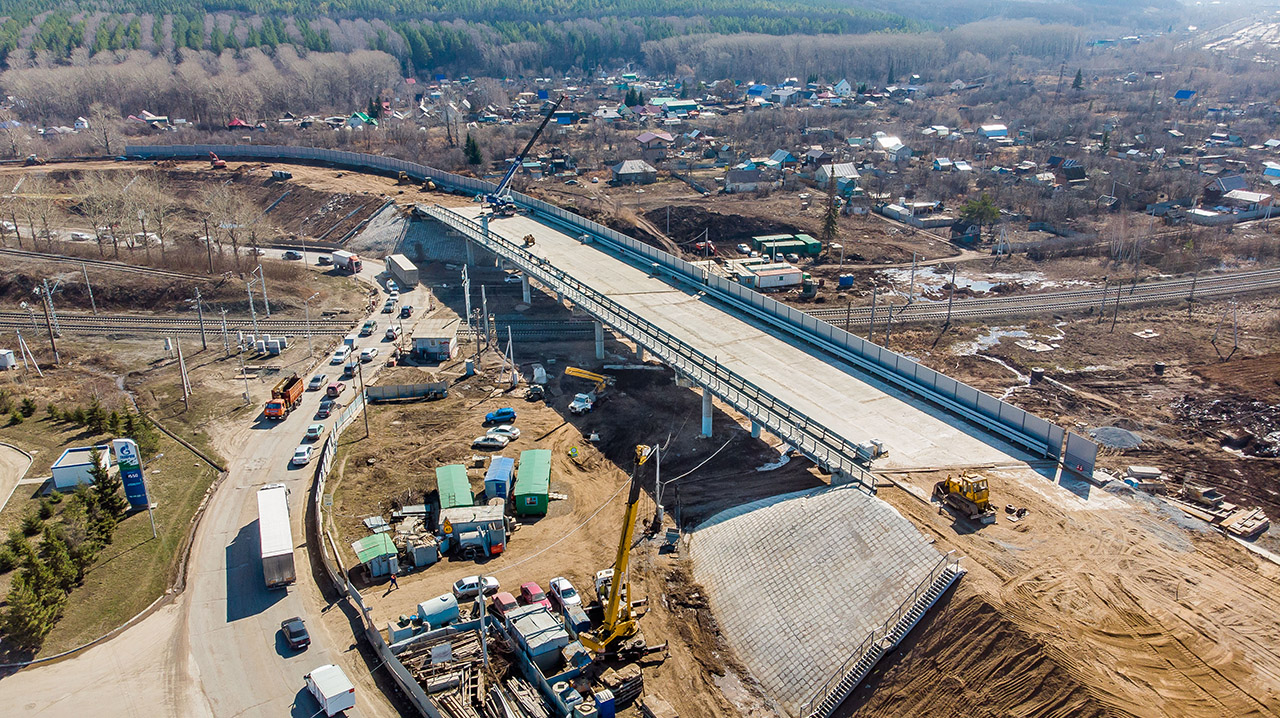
<box><xmin>768</xmin><ymin>149</ymin><xmax>798</xmax><ymax>168</ymax></box>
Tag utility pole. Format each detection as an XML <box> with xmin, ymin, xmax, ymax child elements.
<box><xmin>38</xmin><ymin>286</ymin><xmax>58</xmax><ymax>364</ymax></box>
<box><xmin>219</xmin><ymin>307</ymin><xmax>231</xmax><ymax>357</ymax></box>
<box><xmin>845</xmin><ymin>300</ymin><xmax>852</xmax><ymax>331</ymax></box>
<box><xmin>82</xmin><ymin>264</ymin><xmax>97</xmax><ymax>314</ymax></box>
<box><xmin>195</xmin><ymin>287</ymin><xmax>207</xmax><ymax>351</ymax></box>
<box><xmin>356</xmin><ymin>359</ymin><xmax>370</xmax><ymax>439</ymax></box>
<box><xmin>1098</xmin><ymin>277</ymin><xmax>1109</xmax><ymax>322</ymax></box>
<box><xmin>944</xmin><ymin>264</ymin><xmax>957</xmax><ymax>327</ymax></box>
<box><xmin>256</xmin><ymin>263</ymin><xmax>270</xmax><ymax>317</ymax></box>
<box><xmin>867</xmin><ymin>284</ymin><xmax>877</xmax><ymax>340</ymax></box>
<box><xmin>908</xmin><ymin>252</ymin><xmax>917</xmax><ymax>303</ymax></box>
<box><xmin>1188</xmin><ymin>271</ymin><xmax>1198</xmax><ymax>319</ymax></box>
<box><xmin>1110</xmin><ymin>282</ymin><xmax>1121</xmax><ymax>332</ymax></box>
<box><xmin>246</xmin><ymin>280</ymin><xmax>260</xmax><ymax>336</ymax></box>
<box><xmin>176</xmin><ymin>337</ymin><xmax>191</xmax><ymax>412</ymax></box>
<box><xmin>236</xmin><ymin>350</ymin><xmax>250</xmax><ymax>404</ymax></box>
<box><xmin>884</xmin><ymin>304</ymin><xmax>893</xmax><ymax>347</ymax></box>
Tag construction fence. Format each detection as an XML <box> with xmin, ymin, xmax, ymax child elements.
<box><xmin>310</xmin><ymin>388</ymin><xmax>443</xmax><ymax>718</ymax></box>
<box><xmin>126</xmin><ymin>144</ymin><xmax>1093</xmax><ymax>473</ymax></box>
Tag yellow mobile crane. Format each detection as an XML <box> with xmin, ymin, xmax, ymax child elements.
<box><xmin>564</xmin><ymin>366</ymin><xmax>613</xmax><ymax>415</ymax></box>
<box><xmin>579</xmin><ymin>445</ymin><xmax>650</xmax><ymax>653</ymax></box>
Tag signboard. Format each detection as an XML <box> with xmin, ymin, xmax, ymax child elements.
<box><xmin>113</xmin><ymin>438</ymin><xmax>148</xmax><ymax>510</ymax></box>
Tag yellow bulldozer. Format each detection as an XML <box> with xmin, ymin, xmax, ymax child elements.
<box><xmin>932</xmin><ymin>472</ymin><xmax>997</xmax><ymax>524</ymax></box>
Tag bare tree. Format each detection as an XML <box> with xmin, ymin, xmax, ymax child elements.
<box><xmin>87</xmin><ymin>103</ymin><xmax>123</xmax><ymax>157</ymax></box>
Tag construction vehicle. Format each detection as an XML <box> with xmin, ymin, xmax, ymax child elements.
<box><xmin>265</xmin><ymin>374</ymin><xmax>304</xmax><ymax>419</ymax></box>
<box><xmin>933</xmin><ymin>472</ymin><xmax>997</xmax><ymax>524</ymax></box>
<box><xmin>565</xmin><ymin>366</ymin><xmax>612</xmax><ymax>415</ymax></box>
<box><xmin>396</xmin><ymin>171</ymin><xmax>413</xmax><ymax>185</ymax></box>
<box><xmin>23</xmin><ymin>154</ymin><xmax>46</xmax><ymax>166</ymax></box>
<box><xmin>484</xmin><ymin>95</ymin><xmax>564</xmax><ymax>216</ymax></box>
<box><xmin>580</xmin><ymin>445</ymin><xmax>649</xmax><ymax>653</ymax></box>
<box><xmin>208</xmin><ymin>152</ymin><xmax>227</xmax><ymax>169</ymax></box>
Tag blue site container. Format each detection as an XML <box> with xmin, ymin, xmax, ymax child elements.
<box><xmin>485</xmin><ymin>456</ymin><xmax>515</xmax><ymax>501</ymax></box>
<box><xmin>838</xmin><ymin>273</ymin><xmax>855</xmax><ymax>288</ymax></box>
<box><xmin>593</xmin><ymin>689</ymin><xmax>616</xmax><ymax>718</ymax></box>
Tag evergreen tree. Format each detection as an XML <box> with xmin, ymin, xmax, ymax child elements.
<box><xmin>1101</xmin><ymin>130</ymin><xmax>1111</xmax><ymax>152</ymax></box>
<box><xmin>40</xmin><ymin>527</ymin><xmax>77</xmax><ymax>592</ymax></box>
<box><xmin>1072</xmin><ymin>69</ymin><xmax>1083</xmax><ymax>90</ymax></box>
<box><xmin>960</xmin><ymin>193</ymin><xmax>1001</xmax><ymax>239</ymax></box>
<box><xmin>886</xmin><ymin>60</ymin><xmax>895</xmax><ymax>85</ymax></box>
<box><xmin>4</xmin><ymin>572</ymin><xmax>58</xmax><ymax>648</ymax></box>
<box><xmin>107</xmin><ymin>410</ymin><xmax>121</xmax><ymax>435</ymax></box>
<box><xmin>88</xmin><ymin>447</ymin><xmax>128</xmax><ymax>520</ymax></box>
<box><xmin>19</xmin><ymin>397</ymin><xmax>36</xmax><ymax>417</ymax></box>
<box><xmin>464</xmin><ymin>133</ymin><xmax>483</xmax><ymax>165</ymax></box>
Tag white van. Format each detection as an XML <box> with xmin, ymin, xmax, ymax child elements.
<box><xmin>331</xmin><ymin>346</ymin><xmax>351</xmax><ymax>364</ymax></box>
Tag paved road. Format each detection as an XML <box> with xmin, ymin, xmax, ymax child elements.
<box><xmin>0</xmin><ymin>443</ymin><xmax>32</xmax><ymax>514</ymax></box>
<box><xmin>462</xmin><ymin>206</ymin><xmax>1027</xmax><ymax>470</ymax></box>
<box><xmin>0</xmin><ymin>259</ymin><xmax>413</xmax><ymax>717</ymax></box>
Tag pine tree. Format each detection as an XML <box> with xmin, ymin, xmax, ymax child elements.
<box><xmin>4</xmin><ymin>572</ymin><xmax>58</xmax><ymax>648</ymax></box>
<box><xmin>1072</xmin><ymin>69</ymin><xmax>1083</xmax><ymax>90</ymax></box>
<box><xmin>40</xmin><ymin>527</ymin><xmax>77</xmax><ymax>591</ymax></box>
<box><xmin>19</xmin><ymin>397</ymin><xmax>36</xmax><ymax>417</ymax></box>
<box><xmin>88</xmin><ymin>447</ymin><xmax>128</xmax><ymax>520</ymax></box>
<box><xmin>464</xmin><ymin>133</ymin><xmax>483</xmax><ymax>165</ymax></box>
<box><xmin>107</xmin><ymin>410</ymin><xmax>121</xmax><ymax>434</ymax></box>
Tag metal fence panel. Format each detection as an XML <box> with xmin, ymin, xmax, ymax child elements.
<box><xmin>1063</xmin><ymin>432</ymin><xmax>1099</xmax><ymax>476</ymax></box>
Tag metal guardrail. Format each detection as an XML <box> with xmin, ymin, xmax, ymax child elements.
<box><xmin>425</xmin><ymin>205</ymin><xmax>877</xmax><ymax>489</ymax></box>
<box><xmin>801</xmin><ymin>551</ymin><xmax>963</xmax><ymax>718</ymax></box>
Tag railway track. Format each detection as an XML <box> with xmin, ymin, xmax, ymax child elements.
<box><xmin>0</xmin><ymin>247</ymin><xmax>214</xmax><ymax>281</ymax></box>
<box><xmin>804</xmin><ymin>268</ymin><xmax>1280</xmax><ymax>328</ymax></box>
<box><xmin>0</xmin><ymin>311</ymin><xmax>354</xmax><ymax>337</ymax></box>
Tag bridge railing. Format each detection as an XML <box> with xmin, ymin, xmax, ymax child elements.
<box><xmin>125</xmin><ymin>143</ymin><xmax>1086</xmax><ymax>468</ymax></box>
<box><xmin>424</xmin><ymin>205</ymin><xmax>877</xmax><ymax>489</ymax></box>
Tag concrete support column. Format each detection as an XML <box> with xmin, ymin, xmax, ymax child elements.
<box><xmin>465</xmin><ymin>239</ymin><xmax>476</xmax><ymax>267</ymax></box>
<box><xmin>750</xmin><ymin>420</ymin><xmax>761</xmax><ymax>439</ymax></box>
<box><xmin>556</xmin><ymin>291</ymin><xmax>564</xmax><ymax>305</ymax></box>
<box><xmin>701</xmin><ymin>386</ymin><xmax>713</xmax><ymax>437</ymax></box>
<box><xmin>521</xmin><ymin>276</ymin><xmax>532</xmax><ymax>304</ymax></box>
<box><xmin>594</xmin><ymin>321</ymin><xmax>605</xmax><ymax>360</ymax></box>
<box><xmin>636</xmin><ymin>345</ymin><xmax>647</xmax><ymax>363</ymax></box>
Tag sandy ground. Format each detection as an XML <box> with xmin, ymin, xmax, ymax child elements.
<box><xmin>848</xmin><ymin>464</ymin><xmax>1280</xmax><ymax>717</ymax></box>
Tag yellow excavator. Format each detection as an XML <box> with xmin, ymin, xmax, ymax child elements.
<box><xmin>579</xmin><ymin>445</ymin><xmax>650</xmax><ymax>653</ymax></box>
<box><xmin>933</xmin><ymin>472</ymin><xmax>997</xmax><ymax>524</ymax></box>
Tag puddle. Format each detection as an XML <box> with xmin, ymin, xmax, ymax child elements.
<box><xmin>954</xmin><ymin>326</ymin><xmax>1030</xmax><ymax>355</ymax></box>
<box><xmin>876</xmin><ymin>267</ymin><xmax>1078</xmax><ymax>298</ymax></box>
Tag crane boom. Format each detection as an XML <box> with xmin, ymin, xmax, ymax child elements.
<box><xmin>579</xmin><ymin>445</ymin><xmax>649</xmax><ymax>653</ymax></box>
<box><xmin>486</xmin><ymin>95</ymin><xmax>565</xmax><ymax>208</ymax></box>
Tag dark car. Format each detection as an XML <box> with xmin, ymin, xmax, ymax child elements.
<box><xmin>317</xmin><ymin>399</ymin><xmax>336</xmax><ymax>418</ymax></box>
<box><xmin>280</xmin><ymin>616</ymin><xmax>310</xmax><ymax>649</ymax></box>
<box><xmin>283</xmin><ymin>250</ymin><xmax>303</xmax><ymax>260</ymax></box>
<box><xmin>317</xmin><ymin>255</ymin><xmax>333</xmax><ymax>265</ymax></box>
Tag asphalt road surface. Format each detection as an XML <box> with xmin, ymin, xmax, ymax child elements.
<box><xmin>0</xmin><ymin>259</ymin><xmax>416</xmax><ymax>718</ymax></box>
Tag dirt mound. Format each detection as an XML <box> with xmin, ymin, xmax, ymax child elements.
<box><xmin>641</xmin><ymin>205</ymin><xmax>807</xmax><ymax>245</ymax></box>
<box><xmin>1193</xmin><ymin>353</ymin><xmax>1280</xmax><ymax>402</ymax></box>
<box><xmin>839</xmin><ymin>587</ymin><xmax>1113</xmax><ymax>718</ymax></box>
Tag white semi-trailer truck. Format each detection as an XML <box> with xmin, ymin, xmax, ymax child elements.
<box><xmin>257</xmin><ymin>483</ymin><xmax>296</xmax><ymax>589</ymax></box>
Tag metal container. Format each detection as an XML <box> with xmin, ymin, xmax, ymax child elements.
<box><xmin>1153</xmin><ymin>361</ymin><xmax>1166</xmax><ymax>376</ymax></box>
<box><xmin>1029</xmin><ymin>368</ymin><xmax>1045</xmax><ymax>384</ymax></box>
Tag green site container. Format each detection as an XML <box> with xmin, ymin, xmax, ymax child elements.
<box><xmin>436</xmin><ymin>465</ymin><xmax>474</xmax><ymax>510</ymax></box>
<box><xmin>514</xmin><ymin>449</ymin><xmax>551</xmax><ymax>516</ymax></box>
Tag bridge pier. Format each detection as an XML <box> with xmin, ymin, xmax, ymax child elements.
<box><xmin>465</xmin><ymin>239</ymin><xmax>476</xmax><ymax>267</ymax></box>
<box><xmin>751</xmin><ymin>420</ymin><xmax>761</xmax><ymax>439</ymax></box>
<box><xmin>594</xmin><ymin>321</ymin><xmax>605</xmax><ymax>360</ymax></box>
<box><xmin>636</xmin><ymin>345</ymin><xmax>647</xmax><ymax>363</ymax></box>
<box><xmin>702</xmin><ymin>386</ymin><xmax>713</xmax><ymax>437</ymax></box>
<box><xmin>521</xmin><ymin>276</ymin><xmax>531</xmax><ymax>305</ymax></box>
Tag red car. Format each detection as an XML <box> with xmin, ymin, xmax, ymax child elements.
<box><xmin>490</xmin><ymin>591</ymin><xmax>519</xmax><ymax>620</ymax></box>
<box><xmin>518</xmin><ymin>581</ymin><xmax>552</xmax><ymax>611</ymax></box>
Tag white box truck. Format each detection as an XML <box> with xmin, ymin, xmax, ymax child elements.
<box><xmin>257</xmin><ymin>484</ymin><xmax>296</xmax><ymax>589</ymax></box>
<box><xmin>305</xmin><ymin>664</ymin><xmax>356</xmax><ymax>716</ymax></box>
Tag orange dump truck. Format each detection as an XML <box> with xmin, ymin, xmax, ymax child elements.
<box><xmin>265</xmin><ymin>375</ymin><xmax>304</xmax><ymax>420</ymax></box>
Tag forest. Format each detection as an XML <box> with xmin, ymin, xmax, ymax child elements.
<box><xmin>0</xmin><ymin>0</ymin><xmax>1185</xmax><ymax>76</ymax></box>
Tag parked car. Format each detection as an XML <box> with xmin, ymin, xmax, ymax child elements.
<box><xmin>318</xmin><ymin>255</ymin><xmax>333</xmax><ymax>265</ymax></box>
<box><xmin>472</xmin><ymin>434</ymin><xmax>509</xmax><ymax>450</ymax></box>
<box><xmin>326</xmin><ymin>382</ymin><xmax>346</xmax><ymax>398</ymax></box>
<box><xmin>548</xmin><ymin>577</ymin><xmax>581</xmax><ymax>608</ymax></box>
<box><xmin>400</xmin><ymin>305</ymin><xmax>413</xmax><ymax>318</ymax></box>
<box><xmin>487</xmin><ymin>424</ymin><xmax>521</xmax><ymax>440</ymax></box>
<box><xmin>291</xmin><ymin>445</ymin><xmax>313</xmax><ymax>466</ymax></box>
<box><xmin>452</xmin><ymin>575</ymin><xmax>500</xmax><ymax>599</ymax></box>
<box><xmin>360</xmin><ymin>347</ymin><xmax>379</xmax><ymax>362</ymax></box>
<box><xmin>331</xmin><ymin>347</ymin><xmax>350</xmax><ymax>364</ymax></box>
<box><xmin>503</xmin><ymin>273</ymin><xmax>523</xmax><ymax>284</ymax></box>
<box><xmin>316</xmin><ymin>399</ymin><xmax>337</xmax><ymax>418</ymax></box>
<box><xmin>737</xmin><ymin>243</ymin><xmax>751</xmax><ymax>254</ymax></box>
<box><xmin>283</xmin><ymin>250</ymin><xmax>303</xmax><ymax>260</ymax></box>
<box><xmin>785</xmin><ymin>253</ymin><xmax>800</xmax><ymax>263</ymax></box>
<box><xmin>484</xmin><ymin>407</ymin><xmax>517</xmax><ymax>424</ymax></box>
<box><xmin>518</xmin><ymin>582</ymin><xmax>553</xmax><ymax>610</ymax></box>
<box><xmin>305</xmin><ymin>424</ymin><xmax>325</xmax><ymax>441</ymax></box>
<box><xmin>308</xmin><ymin>374</ymin><xmax>328</xmax><ymax>391</ymax></box>
<box><xmin>489</xmin><ymin>592</ymin><xmax>519</xmax><ymax>620</ymax></box>
<box><xmin>280</xmin><ymin>616</ymin><xmax>310</xmax><ymax>649</ymax></box>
